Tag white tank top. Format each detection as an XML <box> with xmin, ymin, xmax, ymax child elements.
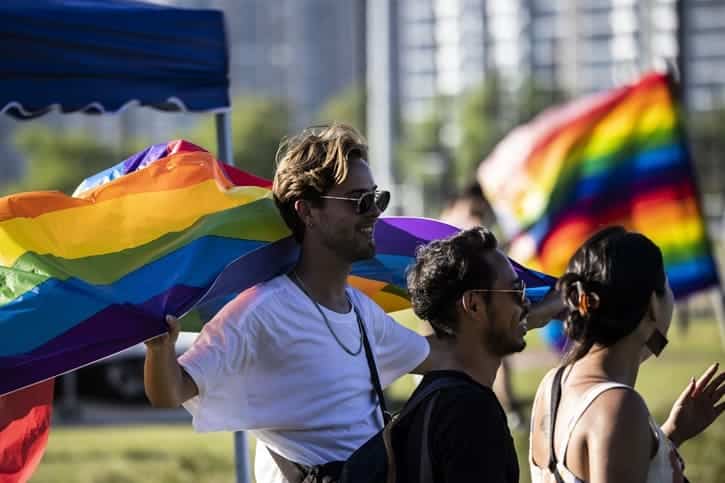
<box><xmin>529</xmin><ymin>369</ymin><xmax>685</xmax><ymax>483</ymax></box>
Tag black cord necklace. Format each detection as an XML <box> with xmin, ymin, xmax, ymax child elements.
<box><xmin>290</xmin><ymin>271</ymin><xmax>363</xmax><ymax>356</ymax></box>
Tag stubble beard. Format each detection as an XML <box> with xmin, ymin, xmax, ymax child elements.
<box><xmin>321</xmin><ymin>228</ymin><xmax>376</xmax><ymax>263</ymax></box>
<box><xmin>483</xmin><ymin>322</ymin><xmax>526</xmax><ymax>357</ymax></box>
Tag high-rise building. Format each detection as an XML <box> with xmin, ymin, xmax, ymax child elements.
<box><xmin>398</xmin><ymin>0</ymin><xmax>489</xmax><ymax>122</ymax></box>
<box><xmin>395</xmin><ymin>0</ymin><xmax>702</xmax><ymax>116</ymax></box>
<box><xmin>170</xmin><ymin>0</ymin><xmax>366</xmax><ymax>129</ymax></box>
<box><xmin>680</xmin><ymin>0</ymin><xmax>725</xmax><ymax>111</ymax></box>
<box><xmin>394</xmin><ymin>0</ymin><xmax>725</xmax><ymax>215</ymax></box>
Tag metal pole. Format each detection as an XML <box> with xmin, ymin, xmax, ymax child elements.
<box><xmin>367</xmin><ymin>0</ymin><xmax>398</xmax><ymax>211</ymax></box>
<box><xmin>215</xmin><ymin>111</ymin><xmax>234</xmax><ymax>166</ymax></box>
<box><xmin>214</xmin><ymin>109</ymin><xmax>251</xmax><ymax>483</ymax></box>
<box><xmin>60</xmin><ymin>372</ymin><xmax>81</xmax><ymax>420</ymax></box>
<box><xmin>234</xmin><ymin>431</ymin><xmax>251</xmax><ymax>483</ymax></box>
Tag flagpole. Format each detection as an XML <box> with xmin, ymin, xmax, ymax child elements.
<box><xmin>665</xmin><ymin>61</ymin><xmax>725</xmax><ymax>350</ymax></box>
<box><xmin>215</xmin><ymin>111</ymin><xmax>252</xmax><ymax>483</ymax></box>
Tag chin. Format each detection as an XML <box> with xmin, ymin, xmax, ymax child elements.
<box><xmin>509</xmin><ymin>339</ymin><xmax>526</xmax><ymax>354</ymax></box>
<box><xmin>351</xmin><ymin>242</ymin><xmax>376</xmax><ymax>261</ymax></box>
<box><xmin>489</xmin><ymin>338</ymin><xmax>526</xmax><ymax>357</ymax></box>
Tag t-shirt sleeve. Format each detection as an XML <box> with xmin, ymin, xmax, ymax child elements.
<box><xmin>177</xmin><ymin>292</ymin><xmax>258</xmax><ymax>431</ymax></box>
<box><xmin>354</xmin><ymin>291</ymin><xmax>429</xmax><ymax>388</ymax></box>
<box><xmin>431</xmin><ymin>391</ymin><xmax>517</xmax><ymax>482</ymax></box>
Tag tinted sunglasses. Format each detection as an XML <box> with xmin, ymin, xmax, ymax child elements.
<box><xmin>468</xmin><ymin>279</ymin><xmax>527</xmax><ymax>304</ymax></box>
<box><xmin>320</xmin><ymin>190</ymin><xmax>391</xmax><ymax>215</ymax></box>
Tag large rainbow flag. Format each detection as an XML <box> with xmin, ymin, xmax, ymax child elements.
<box><xmin>478</xmin><ymin>72</ymin><xmax>719</xmax><ymax>298</ymax></box>
<box><xmin>0</xmin><ymin>141</ymin><xmax>556</xmax><ymax>398</ymax></box>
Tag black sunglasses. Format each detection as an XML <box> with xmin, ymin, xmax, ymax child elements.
<box><xmin>320</xmin><ymin>190</ymin><xmax>391</xmax><ymax>215</ymax></box>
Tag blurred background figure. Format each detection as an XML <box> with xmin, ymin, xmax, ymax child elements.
<box><xmin>439</xmin><ymin>182</ymin><xmax>524</xmax><ymax>428</ymax></box>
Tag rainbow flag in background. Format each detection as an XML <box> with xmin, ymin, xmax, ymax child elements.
<box><xmin>0</xmin><ymin>141</ymin><xmax>556</xmax><ymax>398</ymax></box>
<box><xmin>478</xmin><ymin>71</ymin><xmax>719</xmax><ymax>298</ymax></box>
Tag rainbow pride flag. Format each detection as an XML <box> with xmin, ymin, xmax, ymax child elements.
<box><xmin>0</xmin><ymin>141</ymin><xmax>555</xmax><ymax>396</ymax></box>
<box><xmin>478</xmin><ymin>72</ymin><xmax>719</xmax><ymax>298</ymax></box>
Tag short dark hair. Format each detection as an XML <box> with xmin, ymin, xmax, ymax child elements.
<box><xmin>557</xmin><ymin>226</ymin><xmax>666</xmax><ymax>364</ymax></box>
<box><xmin>407</xmin><ymin>227</ymin><xmax>499</xmax><ymax>338</ymax></box>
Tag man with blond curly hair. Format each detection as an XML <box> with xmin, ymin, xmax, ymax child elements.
<box><xmin>144</xmin><ymin>123</ymin><xmax>446</xmax><ymax>483</ymax></box>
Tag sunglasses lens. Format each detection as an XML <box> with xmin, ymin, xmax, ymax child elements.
<box><xmin>356</xmin><ymin>191</ymin><xmax>391</xmax><ymax>214</ymax></box>
<box><xmin>376</xmin><ymin>191</ymin><xmax>391</xmax><ymax>212</ymax></box>
<box><xmin>357</xmin><ymin>192</ymin><xmax>375</xmax><ymax>214</ymax></box>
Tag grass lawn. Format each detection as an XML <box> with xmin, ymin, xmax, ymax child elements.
<box><xmin>31</xmin><ymin>319</ymin><xmax>724</xmax><ymax>483</ymax></box>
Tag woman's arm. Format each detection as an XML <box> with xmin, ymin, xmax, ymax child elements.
<box><xmin>587</xmin><ymin>389</ymin><xmax>652</xmax><ymax>483</ymax></box>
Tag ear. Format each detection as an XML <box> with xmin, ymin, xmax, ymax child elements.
<box><xmin>294</xmin><ymin>199</ymin><xmax>314</xmax><ymax>228</ymax></box>
<box><xmin>461</xmin><ymin>290</ymin><xmax>483</xmax><ymax>316</ymax></box>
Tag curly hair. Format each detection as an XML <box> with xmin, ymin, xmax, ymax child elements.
<box><xmin>406</xmin><ymin>227</ymin><xmax>499</xmax><ymax>338</ymax></box>
<box><xmin>557</xmin><ymin>226</ymin><xmax>666</xmax><ymax>364</ymax></box>
<box><xmin>272</xmin><ymin>123</ymin><xmax>368</xmax><ymax>242</ymax></box>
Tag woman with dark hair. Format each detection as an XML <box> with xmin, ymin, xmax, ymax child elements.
<box><xmin>529</xmin><ymin>226</ymin><xmax>724</xmax><ymax>483</ymax></box>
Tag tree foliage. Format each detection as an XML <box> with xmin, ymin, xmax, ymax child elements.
<box><xmin>397</xmin><ymin>76</ymin><xmax>566</xmax><ymax>214</ymax></box>
<box><xmin>316</xmin><ymin>84</ymin><xmax>366</xmax><ymax>134</ymax></box>
<box><xmin>687</xmin><ymin>108</ymin><xmax>725</xmax><ymax>199</ymax></box>
<box><xmin>6</xmin><ymin>125</ymin><xmax>143</xmax><ymax>196</ymax></box>
<box><xmin>190</xmin><ymin>96</ymin><xmax>291</xmax><ymax>179</ymax></box>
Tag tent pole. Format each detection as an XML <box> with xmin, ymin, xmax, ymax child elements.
<box><xmin>215</xmin><ymin>110</ymin><xmax>251</xmax><ymax>483</ymax></box>
<box><xmin>215</xmin><ymin>111</ymin><xmax>234</xmax><ymax>165</ymax></box>
<box><xmin>233</xmin><ymin>431</ymin><xmax>252</xmax><ymax>483</ymax></box>
<box><xmin>710</xmin><ymin>289</ymin><xmax>725</xmax><ymax>350</ymax></box>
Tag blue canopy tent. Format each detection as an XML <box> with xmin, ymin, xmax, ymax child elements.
<box><xmin>0</xmin><ymin>1</ymin><xmax>247</xmax><ymax>481</ymax></box>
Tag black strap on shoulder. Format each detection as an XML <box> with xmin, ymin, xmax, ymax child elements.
<box><xmin>383</xmin><ymin>376</ymin><xmax>469</xmax><ymax>483</ymax></box>
<box><xmin>548</xmin><ymin>366</ymin><xmax>567</xmax><ymax>483</ymax></box>
<box><xmin>352</xmin><ymin>304</ymin><xmax>390</xmax><ymax>425</ymax></box>
<box><xmin>398</xmin><ymin>376</ymin><xmax>470</xmax><ymax>420</ymax></box>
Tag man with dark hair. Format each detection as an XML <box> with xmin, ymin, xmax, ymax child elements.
<box><xmin>439</xmin><ymin>183</ymin><xmax>523</xmax><ymax>427</ymax></box>
<box><xmin>393</xmin><ymin>226</ymin><xmax>528</xmax><ymax>482</ymax></box>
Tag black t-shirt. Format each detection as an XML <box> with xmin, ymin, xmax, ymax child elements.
<box><xmin>392</xmin><ymin>370</ymin><xmax>519</xmax><ymax>483</ymax></box>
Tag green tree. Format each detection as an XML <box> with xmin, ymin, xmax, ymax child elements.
<box><xmin>455</xmin><ymin>77</ymin><xmax>507</xmax><ymax>189</ymax></box>
<box><xmin>396</xmin><ymin>97</ymin><xmax>455</xmax><ymax>216</ymax></box>
<box><xmin>515</xmin><ymin>79</ymin><xmax>568</xmax><ymax>124</ymax></box>
<box><xmin>687</xmin><ymin>107</ymin><xmax>725</xmax><ymax>199</ymax></box>
<box><xmin>7</xmin><ymin>125</ymin><xmax>143</xmax><ymax>195</ymax></box>
<box><xmin>455</xmin><ymin>77</ymin><xmax>567</xmax><ymax>188</ymax></box>
<box><xmin>396</xmin><ymin>76</ymin><xmax>567</xmax><ymax>215</ymax></box>
<box><xmin>316</xmin><ymin>84</ymin><xmax>367</xmax><ymax>134</ymax></box>
<box><xmin>191</xmin><ymin>96</ymin><xmax>291</xmax><ymax>179</ymax></box>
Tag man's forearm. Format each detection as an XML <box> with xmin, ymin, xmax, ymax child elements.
<box><xmin>527</xmin><ymin>290</ymin><xmax>566</xmax><ymax>329</ymax></box>
<box><xmin>144</xmin><ymin>344</ymin><xmax>188</xmax><ymax>408</ymax></box>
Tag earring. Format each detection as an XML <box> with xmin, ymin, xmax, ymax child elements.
<box><xmin>645</xmin><ymin>328</ymin><xmax>668</xmax><ymax>357</ymax></box>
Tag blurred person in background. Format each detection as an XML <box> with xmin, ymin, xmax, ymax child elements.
<box><xmin>529</xmin><ymin>226</ymin><xmax>724</xmax><ymax>483</ymax></box>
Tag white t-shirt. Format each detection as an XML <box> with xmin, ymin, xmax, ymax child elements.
<box><xmin>179</xmin><ymin>274</ymin><xmax>429</xmax><ymax>482</ymax></box>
